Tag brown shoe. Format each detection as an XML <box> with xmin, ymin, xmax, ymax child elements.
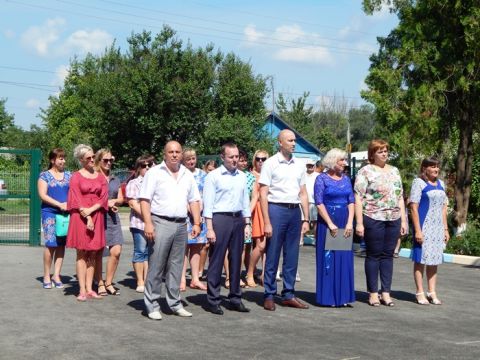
<box><xmin>264</xmin><ymin>298</ymin><xmax>276</xmax><ymax>311</ymax></box>
<box><xmin>281</xmin><ymin>297</ymin><xmax>309</xmax><ymax>309</ymax></box>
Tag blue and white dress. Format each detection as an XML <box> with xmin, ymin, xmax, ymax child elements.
<box><xmin>410</xmin><ymin>178</ymin><xmax>449</xmax><ymax>265</ymax></box>
<box><xmin>187</xmin><ymin>168</ymin><xmax>208</xmax><ymax>244</ymax></box>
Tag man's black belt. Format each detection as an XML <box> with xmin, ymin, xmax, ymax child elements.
<box><xmin>269</xmin><ymin>202</ymin><xmax>300</xmax><ymax>209</ymax></box>
<box><xmin>213</xmin><ymin>211</ymin><xmax>243</xmax><ymax>217</ymax></box>
<box><xmin>153</xmin><ymin>214</ymin><xmax>187</xmax><ymax>223</ymax></box>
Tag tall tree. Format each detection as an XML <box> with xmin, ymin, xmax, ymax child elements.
<box><xmin>362</xmin><ymin>0</ymin><xmax>479</xmax><ymax>231</ymax></box>
<box><xmin>41</xmin><ymin>26</ymin><xmax>269</xmax><ymax>167</ymax></box>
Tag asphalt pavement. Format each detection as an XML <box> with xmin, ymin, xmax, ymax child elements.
<box><xmin>0</xmin><ymin>228</ymin><xmax>479</xmax><ymax>360</ymax></box>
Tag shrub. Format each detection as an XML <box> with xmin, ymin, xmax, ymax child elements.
<box><xmin>445</xmin><ymin>222</ymin><xmax>480</xmax><ymax>256</ymax></box>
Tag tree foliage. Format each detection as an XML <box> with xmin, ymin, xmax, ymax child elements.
<box><xmin>276</xmin><ymin>94</ymin><xmax>377</xmax><ymax>153</ymax></box>
<box><xmin>41</xmin><ymin>27</ymin><xmax>270</xmax><ymax>167</ymax></box>
<box><xmin>362</xmin><ymin>0</ymin><xmax>480</xmax><ymax>227</ymax></box>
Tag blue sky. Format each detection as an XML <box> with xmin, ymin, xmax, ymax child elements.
<box><xmin>1</xmin><ymin>0</ymin><xmax>398</xmax><ymax>129</ymax></box>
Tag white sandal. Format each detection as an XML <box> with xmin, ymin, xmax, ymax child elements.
<box><xmin>426</xmin><ymin>292</ymin><xmax>442</xmax><ymax>305</ymax></box>
<box><xmin>415</xmin><ymin>292</ymin><xmax>429</xmax><ymax>305</ymax></box>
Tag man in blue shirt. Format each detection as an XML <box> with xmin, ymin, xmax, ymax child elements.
<box><xmin>203</xmin><ymin>142</ymin><xmax>252</xmax><ymax>315</ymax></box>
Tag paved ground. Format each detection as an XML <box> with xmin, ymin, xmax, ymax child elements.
<box><xmin>0</xmin><ymin>228</ymin><xmax>479</xmax><ymax>360</ymax></box>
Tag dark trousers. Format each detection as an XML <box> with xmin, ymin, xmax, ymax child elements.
<box><xmin>207</xmin><ymin>214</ymin><xmax>244</xmax><ymax>306</ymax></box>
<box><xmin>363</xmin><ymin>216</ymin><xmax>401</xmax><ymax>293</ymax></box>
<box><xmin>264</xmin><ymin>204</ymin><xmax>301</xmax><ymax>300</ymax></box>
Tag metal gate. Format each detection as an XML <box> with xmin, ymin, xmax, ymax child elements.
<box><xmin>0</xmin><ymin>149</ymin><xmax>42</xmax><ymax>246</ymax></box>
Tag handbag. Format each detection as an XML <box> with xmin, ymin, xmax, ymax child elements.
<box><xmin>55</xmin><ymin>213</ymin><xmax>70</xmax><ymax>237</ymax></box>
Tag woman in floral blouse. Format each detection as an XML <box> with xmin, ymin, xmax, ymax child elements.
<box><xmin>354</xmin><ymin>139</ymin><xmax>407</xmax><ymax>307</ymax></box>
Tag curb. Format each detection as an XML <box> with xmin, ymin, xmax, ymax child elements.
<box><xmin>398</xmin><ymin>248</ymin><xmax>480</xmax><ymax>267</ymax></box>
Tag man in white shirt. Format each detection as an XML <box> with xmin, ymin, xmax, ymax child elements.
<box><xmin>203</xmin><ymin>143</ymin><xmax>251</xmax><ymax>315</ymax></box>
<box><xmin>259</xmin><ymin>129</ymin><xmax>310</xmax><ymax>311</ymax></box>
<box><xmin>139</xmin><ymin>141</ymin><xmax>201</xmax><ymax>320</ymax></box>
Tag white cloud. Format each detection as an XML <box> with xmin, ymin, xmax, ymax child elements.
<box><xmin>25</xmin><ymin>98</ymin><xmax>40</xmax><ymax>109</ymax></box>
<box><xmin>21</xmin><ymin>18</ymin><xmax>66</xmax><ymax>56</ymax></box>
<box><xmin>51</xmin><ymin>65</ymin><xmax>70</xmax><ymax>87</ymax></box>
<box><xmin>243</xmin><ymin>23</ymin><xmax>334</xmax><ymax>65</ymax></box>
<box><xmin>244</xmin><ymin>24</ymin><xmax>265</xmax><ymax>45</ymax></box>
<box><xmin>3</xmin><ymin>29</ymin><xmax>15</xmax><ymax>39</ymax></box>
<box><xmin>273</xmin><ymin>25</ymin><xmax>305</xmax><ymax>42</ymax></box>
<box><xmin>62</xmin><ymin>29</ymin><xmax>112</xmax><ymax>55</ymax></box>
<box><xmin>21</xmin><ymin>18</ymin><xmax>112</xmax><ymax>57</ymax></box>
<box><xmin>274</xmin><ymin>47</ymin><xmax>333</xmax><ymax>65</ymax></box>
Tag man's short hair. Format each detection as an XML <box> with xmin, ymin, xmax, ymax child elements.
<box><xmin>220</xmin><ymin>142</ymin><xmax>237</xmax><ymax>156</ymax></box>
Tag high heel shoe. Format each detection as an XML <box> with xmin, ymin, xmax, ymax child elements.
<box><xmin>415</xmin><ymin>292</ymin><xmax>429</xmax><ymax>305</ymax></box>
<box><xmin>105</xmin><ymin>283</ymin><xmax>120</xmax><ymax>296</ymax></box>
<box><xmin>426</xmin><ymin>292</ymin><xmax>442</xmax><ymax>305</ymax></box>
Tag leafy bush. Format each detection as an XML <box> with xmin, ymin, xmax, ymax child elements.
<box><xmin>445</xmin><ymin>222</ymin><xmax>480</xmax><ymax>256</ymax></box>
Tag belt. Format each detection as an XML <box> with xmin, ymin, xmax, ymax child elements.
<box><xmin>153</xmin><ymin>214</ymin><xmax>187</xmax><ymax>223</ymax></box>
<box><xmin>213</xmin><ymin>211</ymin><xmax>243</xmax><ymax>217</ymax></box>
<box><xmin>269</xmin><ymin>202</ymin><xmax>300</xmax><ymax>209</ymax></box>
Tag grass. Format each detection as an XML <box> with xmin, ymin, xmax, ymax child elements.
<box><xmin>0</xmin><ymin>199</ymin><xmax>30</xmax><ymax>214</ymax></box>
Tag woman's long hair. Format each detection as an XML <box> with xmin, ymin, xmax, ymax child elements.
<box><xmin>126</xmin><ymin>154</ymin><xmax>156</xmax><ymax>184</ymax></box>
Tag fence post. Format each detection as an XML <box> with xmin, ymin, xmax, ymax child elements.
<box><xmin>29</xmin><ymin>149</ymin><xmax>42</xmax><ymax>246</ymax></box>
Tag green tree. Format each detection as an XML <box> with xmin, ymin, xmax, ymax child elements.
<box><xmin>41</xmin><ymin>27</ymin><xmax>269</xmax><ymax>167</ymax></box>
<box><xmin>362</xmin><ymin>0</ymin><xmax>480</xmax><ymax>231</ymax></box>
<box><xmin>0</xmin><ymin>98</ymin><xmax>15</xmax><ymax>147</ymax></box>
<box><xmin>348</xmin><ymin>105</ymin><xmax>377</xmax><ymax>151</ymax></box>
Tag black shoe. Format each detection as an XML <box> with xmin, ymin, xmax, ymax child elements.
<box><xmin>230</xmin><ymin>302</ymin><xmax>250</xmax><ymax>313</ymax></box>
<box><xmin>207</xmin><ymin>305</ymin><xmax>224</xmax><ymax>315</ymax></box>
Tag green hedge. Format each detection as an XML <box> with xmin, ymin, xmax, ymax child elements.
<box><xmin>445</xmin><ymin>222</ymin><xmax>480</xmax><ymax>257</ymax></box>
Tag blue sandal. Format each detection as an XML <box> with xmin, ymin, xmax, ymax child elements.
<box><xmin>52</xmin><ymin>279</ymin><xmax>64</xmax><ymax>289</ymax></box>
<box><xmin>43</xmin><ymin>281</ymin><xmax>52</xmax><ymax>289</ymax></box>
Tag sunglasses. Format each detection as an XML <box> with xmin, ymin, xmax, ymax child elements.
<box><xmin>140</xmin><ymin>162</ymin><xmax>154</xmax><ymax>169</ymax></box>
<box><xmin>84</xmin><ymin>156</ymin><xmax>94</xmax><ymax>161</ymax></box>
<box><xmin>255</xmin><ymin>157</ymin><xmax>267</xmax><ymax>162</ymax></box>
<box><xmin>102</xmin><ymin>158</ymin><xmax>114</xmax><ymax>164</ymax></box>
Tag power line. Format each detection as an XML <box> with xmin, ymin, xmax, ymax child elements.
<box><xmin>0</xmin><ymin>65</ymin><xmax>57</xmax><ymax>74</ymax></box>
<box><xmin>6</xmin><ymin>0</ymin><xmax>372</xmax><ymax>56</ymax></box>
<box><xmin>95</xmin><ymin>0</ymin><xmax>376</xmax><ymax>47</ymax></box>
<box><xmin>185</xmin><ymin>0</ymin><xmax>377</xmax><ymax>36</ymax></box>
<box><xmin>55</xmin><ymin>0</ymin><xmax>372</xmax><ymax>55</ymax></box>
<box><xmin>0</xmin><ymin>80</ymin><xmax>56</xmax><ymax>93</ymax></box>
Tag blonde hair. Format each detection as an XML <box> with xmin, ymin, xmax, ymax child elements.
<box><xmin>73</xmin><ymin>144</ymin><xmax>93</xmax><ymax>165</ymax></box>
<box><xmin>322</xmin><ymin>148</ymin><xmax>347</xmax><ymax>169</ymax></box>
<box><xmin>252</xmin><ymin>149</ymin><xmax>269</xmax><ymax>171</ymax></box>
<box><xmin>94</xmin><ymin>148</ymin><xmax>112</xmax><ymax>170</ymax></box>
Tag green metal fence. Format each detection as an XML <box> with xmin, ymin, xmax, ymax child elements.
<box><xmin>0</xmin><ymin>149</ymin><xmax>42</xmax><ymax>246</ymax></box>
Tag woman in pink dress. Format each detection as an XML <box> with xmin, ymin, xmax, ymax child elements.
<box><xmin>67</xmin><ymin>144</ymin><xmax>108</xmax><ymax>302</ymax></box>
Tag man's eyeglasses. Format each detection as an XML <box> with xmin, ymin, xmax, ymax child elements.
<box><xmin>255</xmin><ymin>157</ymin><xmax>267</xmax><ymax>162</ymax></box>
<box><xmin>102</xmin><ymin>158</ymin><xmax>114</xmax><ymax>164</ymax></box>
<box><xmin>141</xmin><ymin>162</ymin><xmax>154</xmax><ymax>169</ymax></box>
<box><xmin>84</xmin><ymin>156</ymin><xmax>94</xmax><ymax>161</ymax></box>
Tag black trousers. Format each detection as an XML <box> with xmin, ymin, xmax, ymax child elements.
<box><xmin>207</xmin><ymin>214</ymin><xmax>244</xmax><ymax>306</ymax></box>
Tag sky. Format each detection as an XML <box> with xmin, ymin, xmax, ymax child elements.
<box><xmin>0</xmin><ymin>0</ymin><xmax>398</xmax><ymax>129</ymax></box>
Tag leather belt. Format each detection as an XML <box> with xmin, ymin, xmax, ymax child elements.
<box><xmin>153</xmin><ymin>214</ymin><xmax>187</xmax><ymax>223</ymax></box>
<box><xmin>269</xmin><ymin>202</ymin><xmax>300</xmax><ymax>209</ymax></box>
<box><xmin>213</xmin><ymin>211</ymin><xmax>243</xmax><ymax>217</ymax></box>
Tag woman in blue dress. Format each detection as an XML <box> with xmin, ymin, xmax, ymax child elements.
<box><xmin>38</xmin><ymin>148</ymin><xmax>72</xmax><ymax>289</ymax></box>
<box><xmin>410</xmin><ymin>157</ymin><xmax>450</xmax><ymax>305</ymax></box>
<box><xmin>314</xmin><ymin>148</ymin><xmax>355</xmax><ymax>307</ymax></box>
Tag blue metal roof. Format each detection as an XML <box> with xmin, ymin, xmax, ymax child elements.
<box><xmin>263</xmin><ymin>112</ymin><xmax>324</xmax><ymax>160</ymax></box>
